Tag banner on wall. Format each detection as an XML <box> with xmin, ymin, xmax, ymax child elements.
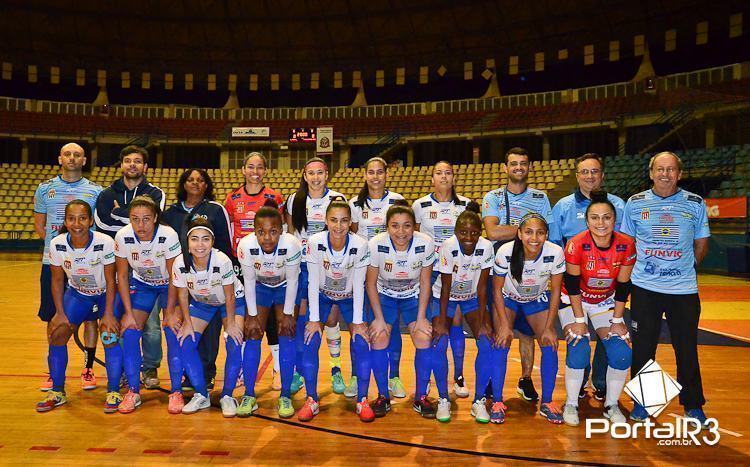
<box><xmin>705</xmin><ymin>197</ymin><xmax>747</xmax><ymax>218</ymax></box>
<box><xmin>231</xmin><ymin>127</ymin><xmax>270</xmax><ymax>138</ymax></box>
<box><xmin>316</xmin><ymin>127</ymin><xmax>333</xmax><ymax>154</ymax></box>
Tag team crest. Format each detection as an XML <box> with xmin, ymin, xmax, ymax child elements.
<box><xmin>429</xmin><ymin>212</ymin><xmax>437</xmax><ymax>219</ymax></box>
<box><xmin>132</xmin><ymin>252</ymin><xmax>139</xmax><ymax>261</ymax></box>
<box><xmin>384</xmin><ymin>261</ymin><xmax>393</xmax><ymax>272</ymax></box>
<box><xmin>63</xmin><ymin>260</ymin><xmax>71</xmax><ymax>269</ymax></box>
<box><xmin>641</xmin><ymin>209</ymin><xmax>650</xmax><ymax>220</ymax></box>
<box><xmin>323</xmin><ymin>260</ymin><xmax>330</xmax><ymax>270</ymax></box>
<box><xmin>585</xmin><ymin>260</ymin><xmax>595</xmax><ymax>271</ymax></box>
<box><xmin>47</xmin><ymin>189</ymin><xmax>56</xmax><ymax>199</ymax></box>
<box><xmin>362</xmin><ymin>212</ymin><xmax>368</xmax><ymax>219</ymax></box>
<box><xmin>187</xmin><ymin>281</ymin><xmax>194</xmax><ymax>289</ymax></box>
<box><xmin>254</xmin><ymin>262</ymin><xmax>261</xmax><ymax>270</ymax></box>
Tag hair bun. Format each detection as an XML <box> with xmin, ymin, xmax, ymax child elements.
<box><xmin>589</xmin><ymin>189</ymin><xmax>608</xmax><ymax>203</ymax></box>
<box><xmin>263</xmin><ymin>198</ymin><xmax>279</xmax><ymax>209</ymax></box>
<box><xmin>391</xmin><ymin>198</ymin><xmax>409</xmax><ymax>207</ymax></box>
<box><xmin>465</xmin><ymin>200</ymin><xmax>480</xmax><ymax>214</ymax></box>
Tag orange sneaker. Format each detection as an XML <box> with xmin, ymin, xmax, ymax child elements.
<box><xmin>81</xmin><ymin>368</ymin><xmax>97</xmax><ymax>390</ymax></box>
<box><xmin>117</xmin><ymin>391</ymin><xmax>142</xmax><ymax>414</ymax></box>
<box><xmin>40</xmin><ymin>376</ymin><xmax>53</xmax><ymax>392</ymax></box>
<box><xmin>168</xmin><ymin>392</ymin><xmax>185</xmax><ymax>414</ymax></box>
<box><xmin>297</xmin><ymin>396</ymin><xmax>319</xmax><ymax>422</ymax></box>
<box><xmin>356</xmin><ymin>397</ymin><xmax>375</xmax><ymax>423</ymax></box>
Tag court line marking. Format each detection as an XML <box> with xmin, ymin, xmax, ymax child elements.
<box><xmin>0</xmin><ymin>261</ymin><xmax>39</xmax><ymax>268</ymax></box>
<box><xmin>250</xmin><ymin>412</ymin><xmax>636</xmax><ymax>466</ymax></box>
<box><xmin>667</xmin><ymin>413</ymin><xmax>743</xmax><ymax>437</ymax></box>
<box><xmin>697</xmin><ymin>326</ymin><xmax>750</xmax><ymax>344</ymax></box>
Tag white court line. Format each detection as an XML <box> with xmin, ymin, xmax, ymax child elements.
<box><xmin>668</xmin><ymin>413</ymin><xmax>743</xmax><ymax>437</ymax></box>
<box><xmin>0</xmin><ymin>261</ymin><xmax>39</xmax><ymax>268</ymax></box>
<box><xmin>697</xmin><ymin>326</ymin><xmax>750</xmax><ymax>344</ymax></box>
<box><xmin>510</xmin><ymin>357</ymin><xmax>563</xmax><ymax>378</ymax></box>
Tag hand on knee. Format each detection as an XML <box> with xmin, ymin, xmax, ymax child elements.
<box><xmin>603</xmin><ymin>337</ymin><xmax>632</xmax><ymax>371</ymax></box>
<box><xmin>565</xmin><ymin>336</ymin><xmax>591</xmax><ymax>369</ymax></box>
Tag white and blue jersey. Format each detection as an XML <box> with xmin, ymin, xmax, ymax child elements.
<box><xmin>494</xmin><ymin>240</ymin><xmax>565</xmax><ymax>303</ymax></box>
<box><xmin>621</xmin><ymin>189</ymin><xmax>710</xmax><ymax>295</ymax></box>
<box><xmin>172</xmin><ymin>249</ymin><xmax>245</xmax><ymax>306</ymax></box>
<box><xmin>549</xmin><ymin>190</ymin><xmax>625</xmax><ymax>246</ymax></box>
<box><xmin>412</xmin><ymin>193</ymin><xmax>471</xmax><ymax>252</ymax></box>
<box><xmin>350</xmin><ymin>190</ymin><xmax>405</xmax><ymax>240</ymax></box>
<box><xmin>34</xmin><ymin>176</ymin><xmax>102</xmax><ymax>264</ymax></box>
<box><xmin>482</xmin><ymin>186</ymin><xmax>553</xmax><ymax>241</ymax></box>
<box><xmin>49</xmin><ymin>231</ymin><xmax>116</xmax><ymax>296</ymax></box>
<box><xmin>286</xmin><ymin>188</ymin><xmax>346</xmax><ymax>260</ymax></box>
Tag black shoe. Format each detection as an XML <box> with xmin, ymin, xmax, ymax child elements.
<box><xmin>372</xmin><ymin>395</ymin><xmax>391</xmax><ymax>418</ymax></box>
<box><xmin>579</xmin><ymin>382</ymin><xmax>588</xmax><ymax>399</ymax></box>
<box><xmin>594</xmin><ymin>387</ymin><xmax>606</xmax><ymax>401</ymax></box>
<box><xmin>516</xmin><ymin>377</ymin><xmax>539</xmax><ymax>401</ymax></box>
<box><xmin>181</xmin><ymin>377</ymin><xmax>194</xmax><ymax>392</ymax></box>
<box><xmin>484</xmin><ymin>380</ymin><xmax>494</xmax><ymax>401</ymax></box>
<box><xmin>206</xmin><ymin>377</ymin><xmax>215</xmax><ymax>391</ymax></box>
<box><xmin>413</xmin><ymin>395</ymin><xmax>437</xmax><ymax>419</ymax></box>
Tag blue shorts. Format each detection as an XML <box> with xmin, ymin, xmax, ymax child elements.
<box><xmin>63</xmin><ymin>288</ymin><xmax>106</xmax><ymax>325</ymax></box>
<box><xmin>189</xmin><ymin>300</ymin><xmax>247</xmax><ymax>322</ymax></box>
<box><xmin>429</xmin><ymin>297</ymin><xmax>479</xmax><ymax>319</ymax></box>
<box><xmin>39</xmin><ymin>264</ymin><xmax>68</xmax><ymax>322</ymax></box>
<box><xmin>368</xmin><ymin>293</ymin><xmax>419</xmax><ymax>326</ymax></box>
<box><xmin>257</xmin><ymin>283</ymin><xmax>287</xmax><ymax>309</ymax></box>
<box><xmin>295</xmin><ymin>263</ymin><xmax>309</xmax><ymax>306</ymax></box>
<box><xmin>115</xmin><ymin>278</ymin><xmax>168</xmax><ymax>316</ymax></box>
<box><xmin>504</xmin><ymin>292</ymin><xmax>550</xmax><ymax>336</ymax></box>
<box><xmin>307</xmin><ymin>294</ymin><xmax>355</xmax><ymax>325</ymax></box>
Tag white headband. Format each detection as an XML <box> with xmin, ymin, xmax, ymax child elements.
<box><xmin>187</xmin><ymin>225</ymin><xmax>214</xmax><ymax>238</ymax></box>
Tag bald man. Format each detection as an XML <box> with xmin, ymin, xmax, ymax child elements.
<box><xmin>34</xmin><ymin>142</ymin><xmax>103</xmax><ymax>391</ymax></box>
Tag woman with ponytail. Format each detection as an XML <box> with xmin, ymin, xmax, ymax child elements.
<box><xmin>492</xmin><ymin>213</ymin><xmax>565</xmax><ymax>424</ymax></box>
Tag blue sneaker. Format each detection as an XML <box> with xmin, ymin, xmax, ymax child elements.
<box><xmin>685</xmin><ymin>408</ymin><xmax>710</xmax><ymax>430</ymax></box>
<box><xmin>630</xmin><ymin>403</ymin><xmax>649</xmax><ymax>422</ymax></box>
<box><xmin>539</xmin><ymin>402</ymin><xmax>563</xmax><ymax>424</ymax></box>
<box><xmin>290</xmin><ymin>372</ymin><xmax>304</xmax><ymax>394</ymax></box>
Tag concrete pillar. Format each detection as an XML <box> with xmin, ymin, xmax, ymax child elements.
<box><xmin>472</xmin><ymin>144</ymin><xmax>480</xmax><ymax>165</ymax></box>
<box><xmin>705</xmin><ymin>119</ymin><xmax>715</xmax><ymax>149</ymax></box>
<box><xmin>542</xmin><ymin>135</ymin><xmax>550</xmax><ymax>161</ymax></box>
<box><xmin>406</xmin><ymin>143</ymin><xmax>415</xmax><ymax>167</ymax></box>
<box><xmin>88</xmin><ymin>141</ymin><xmax>98</xmax><ymax>169</ymax></box>
<box><xmin>154</xmin><ymin>144</ymin><xmax>163</xmax><ymax>169</ymax></box>
<box><xmin>219</xmin><ymin>145</ymin><xmax>229</xmax><ymax>170</ymax></box>
<box><xmin>618</xmin><ymin>126</ymin><xmax>627</xmax><ymax>155</ymax></box>
<box><xmin>338</xmin><ymin>146</ymin><xmax>350</xmax><ymax>171</ymax></box>
<box><xmin>20</xmin><ymin>138</ymin><xmax>29</xmax><ymax>164</ymax></box>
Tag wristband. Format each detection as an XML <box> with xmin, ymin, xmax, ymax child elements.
<box><xmin>611</xmin><ymin>317</ymin><xmax>624</xmax><ymax>324</ymax></box>
<box><xmin>574</xmin><ymin>316</ymin><xmax>586</xmax><ymax>324</ymax></box>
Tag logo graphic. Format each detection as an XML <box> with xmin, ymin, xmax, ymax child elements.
<box><xmin>132</xmin><ymin>252</ymin><xmax>139</xmax><ymax>261</ymax></box>
<box><xmin>429</xmin><ymin>212</ymin><xmax>437</xmax><ymax>219</ymax></box>
<box><xmin>384</xmin><ymin>261</ymin><xmax>393</xmax><ymax>272</ymax></box>
<box><xmin>319</xmin><ymin>136</ymin><xmax>330</xmax><ymax>149</ymax></box>
<box><xmin>585</xmin><ymin>260</ymin><xmax>595</xmax><ymax>271</ymax></box>
<box><xmin>641</xmin><ymin>208</ymin><xmax>650</xmax><ymax>220</ymax></box>
<box><xmin>624</xmin><ymin>359</ymin><xmax>681</xmax><ymax>417</ymax></box>
<box><xmin>362</xmin><ymin>211</ymin><xmax>368</xmax><ymax>219</ymax></box>
<box><xmin>63</xmin><ymin>260</ymin><xmax>71</xmax><ymax>269</ymax></box>
<box><xmin>323</xmin><ymin>260</ymin><xmax>330</xmax><ymax>270</ymax></box>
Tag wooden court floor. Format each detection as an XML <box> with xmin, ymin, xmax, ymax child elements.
<box><xmin>1</xmin><ymin>252</ymin><xmax>749</xmax><ymax>466</ymax></box>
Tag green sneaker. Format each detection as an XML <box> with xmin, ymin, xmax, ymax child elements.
<box><xmin>237</xmin><ymin>395</ymin><xmax>258</xmax><ymax>418</ymax></box>
<box><xmin>278</xmin><ymin>396</ymin><xmax>294</xmax><ymax>418</ymax></box>
<box><xmin>388</xmin><ymin>377</ymin><xmax>407</xmax><ymax>398</ymax></box>
<box><xmin>344</xmin><ymin>376</ymin><xmax>358</xmax><ymax>398</ymax></box>
<box><xmin>290</xmin><ymin>372</ymin><xmax>304</xmax><ymax>394</ymax></box>
<box><xmin>332</xmin><ymin>371</ymin><xmax>346</xmax><ymax>394</ymax></box>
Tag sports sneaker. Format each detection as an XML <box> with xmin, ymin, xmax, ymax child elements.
<box><xmin>685</xmin><ymin>408</ymin><xmax>711</xmax><ymax>430</ymax></box>
<box><xmin>141</xmin><ymin>368</ymin><xmax>160</xmax><ymax>390</ymax></box>
<box><xmin>604</xmin><ymin>404</ymin><xmax>626</xmax><ymax>424</ymax></box>
<box><xmin>220</xmin><ymin>395</ymin><xmax>239</xmax><ymax>418</ymax></box>
<box><xmin>540</xmin><ymin>402</ymin><xmax>564</xmax><ymax>424</ymax></box>
<box><xmin>471</xmin><ymin>398</ymin><xmax>490</xmax><ymax>424</ymax></box>
<box><xmin>517</xmin><ymin>377</ymin><xmax>539</xmax><ymax>401</ymax></box>
<box><xmin>271</xmin><ymin>371</ymin><xmax>282</xmax><ymax>391</ymax></box>
<box><xmin>578</xmin><ymin>383</ymin><xmax>588</xmax><ymax>399</ymax></box>
<box><xmin>356</xmin><ymin>397</ymin><xmax>375</xmax><ymax>423</ymax></box>
<box><xmin>36</xmin><ymin>390</ymin><xmax>67</xmax><ymax>412</ymax></box>
<box><xmin>81</xmin><ymin>368</ymin><xmax>97</xmax><ymax>390</ymax></box>
<box><xmin>237</xmin><ymin>395</ymin><xmax>259</xmax><ymax>418</ymax></box>
<box><xmin>104</xmin><ymin>391</ymin><xmax>123</xmax><ymax>414</ymax></box>
<box><xmin>412</xmin><ymin>395</ymin><xmax>436</xmax><ymax>419</ymax></box>
<box><xmin>388</xmin><ymin>377</ymin><xmax>407</xmax><ymax>399</ymax></box>
<box><xmin>117</xmin><ymin>391</ymin><xmax>142</xmax><ymax>414</ymax></box>
<box><xmin>490</xmin><ymin>401</ymin><xmax>508</xmax><ymax>424</ymax></box>
<box><xmin>594</xmin><ymin>387</ymin><xmax>606</xmax><ymax>402</ymax></box>
<box><xmin>436</xmin><ymin>397</ymin><xmax>451</xmax><ymax>422</ymax></box>
<box><xmin>563</xmin><ymin>404</ymin><xmax>580</xmax><ymax>426</ymax></box>
<box><xmin>290</xmin><ymin>372</ymin><xmax>304</xmax><ymax>394</ymax></box>
<box><xmin>181</xmin><ymin>376</ymin><xmax>194</xmax><ymax>392</ymax></box>
<box><xmin>168</xmin><ymin>392</ymin><xmax>184</xmax><ymax>414</ymax></box>
<box><xmin>237</xmin><ymin>369</ymin><xmax>244</xmax><ymax>387</ymax></box>
<box><xmin>297</xmin><ymin>396</ymin><xmax>319</xmax><ymax>422</ymax></box>
<box><xmin>278</xmin><ymin>396</ymin><xmax>294</xmax><ymax>418</ymax></box>
<box><xmin>332</xmin><ymin>371</ymin><xmax>346</xmax><ymax>394</ymax></box>
<box><xmin>206</xmin><ymin>377</ymin><xmax>215</xmax><ymax>391</ymax></box>
<box><xmin>372</xmin><ymin>395</ymin><xmax>391</xmax><ymax>417</ymax></box>
<box><xmin>630</xmin><ymin>403</ymin><xmax>649</xmax><ymax>422</ymax></box>
<box><xmin>40</xmin><ymin>376</ymin><xmax>53</xmax><ymax>392</ymax></box>
<box><xmin>453</xmin><ymin>376</ymin><xmax>470</xmax><ymax>398</ymax></box>
<box><xmin>344</xmin><ymin>376</ymin><xmax>358</xmax><ymax>398</ymax></box>
<box><xmin>182</xmin><ymin>393</ymin><xmax>210</xmax><ymax>414</ymax></box>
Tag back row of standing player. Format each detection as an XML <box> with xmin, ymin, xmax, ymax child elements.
<box><xmin>35</xmin><ymin>145</ymin><xmax>711</xmax><ymax>429</ymax></box>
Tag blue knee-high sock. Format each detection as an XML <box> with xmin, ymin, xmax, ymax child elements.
<box><xmin>122</xmin><ymin>328</ymin><xmax>143</xmax><ymax>392</ymax></box>
<box><xmin>163</xmin><ymin>327</ymin><xmax>183</xmax><ymax>393</ymax></box>
<box><xmin>351</xmin><ymin>335</ymin><xmax>371</xmax><ymax>400</ymax></box>
<box><xmin>279</xmin><ymin>335</ymin><xmax>295</xmax><ymax>398</ymax></box>
<box><xmin>350</xmin><ymin>345</ymin><xmax>357</xmax><ymax>379</ymax></box>
<box><xmin>449</xmin><ymin>325</ymin><xmax>466</xmax><ymax>380</ymax></box>
<box><xmin>474</xmin><ymin>336</ymin><xmax>492</xmax><ymax>401</ymax></box>
<box><xmin>242</xmin><ymin>339</ymin><xmax>262</xmax><ymax>397</ymax></box>
<box><xmin>433</xmin><ymin>334</ymin><xmax>450</xmax><ymax>399</ymax></box>
<box><xmin>414</xmin><ymin>348</ymin><xmax>431</xmax><ymax>400</ymax></box>
<box><xmin>301</xmin><ymin>332</ymin><xmax>321</xmax><ymax>401</ymax></box>
<box><xmin>540</xmin><ymin>345</ymin><xmax>558</xmax><ymax>404</ymax></box>
<box><xmin>370</xmin><ymin>348</ymin><xmax>389</xmax><ymax>397</ymax></box>
<box><xmin>491</xmin><ymin>346</ymin><xmax>510</xmax><ymax>402</ymax></box>
<box><xmin>295</xmin><ymin>317</ymin><xmax>306</xmax><ymax>374</ymax></box>
<box><xmin>181</xmin><ymin>332</ymin><xmax>206</xmax><ymax>396</ymax></box>
<box><xmin>222</xmin><ymin>338</ymin><xmax>243</xmax><ymax>397</ymax></box>
<box><xmin>388</xmin><ymin>329</ymin><xmax>402</xmax><ymax>379</ymax></box>
<box><xmin>103</xmin><ymin>344</ymin><xmax>124</xmax><ymax>393</ymax></box>
<box><xmin>48</xmin><ymin>344</ymin><xmax>68</xmax><ymax>392</ymax></box>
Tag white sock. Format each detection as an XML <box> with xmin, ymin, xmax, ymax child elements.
<box><xmin>605</xmin><ymin>366</ymin><xmax>628</xmax><ymax>408</ymax></box>
<box><xmin>565</xmin><ymin>366</ymin><xmax>584</xmax><ymax>407</ymax></box>
<box><xmin>271</xmin><ymin>344</ymin><xmax>280</xmax><ymax>372</ymax></box>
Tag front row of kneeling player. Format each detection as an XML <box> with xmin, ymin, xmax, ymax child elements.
<box><xmin>38</xmin><ymin>191</ymin><xmax>635</xmax><ymax>428</ymax></box>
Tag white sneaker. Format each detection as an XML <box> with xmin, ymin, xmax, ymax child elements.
<box><xmin>604</xmin><ymin>404</ymin><xmax>626</xmax><ymax>424</ymax></box>
<box><xmin>182</xmin><ymin>393</ymin><xmax>210</xmax><ymax>414</ymax></box>
<box><xmin>453</xmin><ymin>376</ymin><xmax>470</xmax><ymax>398</ymax></box>
<box><xmin>563</xmin><ymin>404</ymin><xmax>580</xmax><ymax>427</ymax></box>
<box><xmin>220</xmin><ymin>395</ymin><xmax>238</xmax><ymax>418</ymax></box>
<box><xmin>471</xmin><ymin>398</ymin><xmax>490</xmax><ymax>424</ymax></box>
<box><xmin>388</xmin><ymin>377</ymin><xmax>407</xmax><ymax>399</ymax></box>
<box><xmin>344</xmin><ymin>376</ymin><xmax>358</xmax><ymax>398</ymax></box>
<box><xmin>436</xmin><ymin>397</ymin><xmax>451</xmax><ymax>422</ymax></box>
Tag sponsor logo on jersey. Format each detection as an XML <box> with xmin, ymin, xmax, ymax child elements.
<box><xmin>615</xmin><ymin>244</ymin><xmax>627</xmax><ymax>252</ymax></box>
<box><xmin>532</xmin><ymin>193</ymin><xmax>544</xmax><ymax>199</ymax></box>
<box><xmin>644</xmin><ymin>248</ymin><xmax>682</xmax><ymax>261</ymax></box>
<box><xmin>641</xmin><ymin>209</ymin><xmax>650</xmax><ymax>220</ymax></box>
<box><xmin>659</xmin><ymin>213</ymin><xmax>674</xmax><ymax>223</ymax></box>
<box><xmin>56</xmin><ymin>244</ymin><xmax>67</xmax><ymax>251</ymax></box>
<box><xmin>125</xmin><ymin>237</ymin><xmax>135</xmax><ymax>244</ymax></box>
<box><xmin>92</xmin><ymin>244</ymin><xmax>103</xmax><ymax>252</ymax></box>
<box><xmin>158</xmin><ymin>236</ymin><xmax>166</xmax><ymax>243</ymax></box>
<box><xmin>543</xmin><ymin>255</ymin><xmax>554</xmax><ymax>263</ymax></box>
<box><xmin>318</xmin><ymin>244</ymin><xmax>327</xmax><ymax>251</ymax></box>
<box><xmin>378</xmin><ymin>245</ymin><xmax>389</xmax><ymax>253</ymax></box>
<box><xmin>582</xmin><ymin>244</ymin><xmax>591</xmax><ymax>251</ymax></box>
<box><xmin>214</xmin><ymin>267</ymin><xmax>221</xmax><ymax>273</ymax></box>
<box><xmin>415</xmin><ymin>245</ymin><xmax>425</xmax><ymax>254</ymax></box>
<box><xmin>421</xmin><ymin>201</ymin><xmax>432</xmax><ymax>208</ymax></box>
<box><xmin>278</xmin><ymin>249</ymin><xmax>287</xmax><ymax>255</ymax></box>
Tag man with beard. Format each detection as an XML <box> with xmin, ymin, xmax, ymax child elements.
<box><xmin>95</xmin><ymin>146</ymin><xmax>166</xmax><ymax>388</ymax></box>
<box><xmin>482</xmin><ymin>147</ymin><xmax>554</xmax><ymax>403</ymax></box>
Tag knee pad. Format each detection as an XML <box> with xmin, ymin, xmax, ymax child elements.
<box><xmin>602</xmin><ymin>336</ymin><xmax>632</xmax><ymax>371</ymax></box>
<box><xmin>565</xmin><ymin>337</ymin><xmax>591</xmax><ymax>369</ymax></box>
<box><xmin>101</xmin><ymin>331</ymin><xmax>118</xmax><ymax>346</ymax></box>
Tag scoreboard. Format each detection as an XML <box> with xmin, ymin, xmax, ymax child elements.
<box><xmin>289</xmin><ymin>127</ymin><xmax>316</xmax><ymax>143</ymax></box>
